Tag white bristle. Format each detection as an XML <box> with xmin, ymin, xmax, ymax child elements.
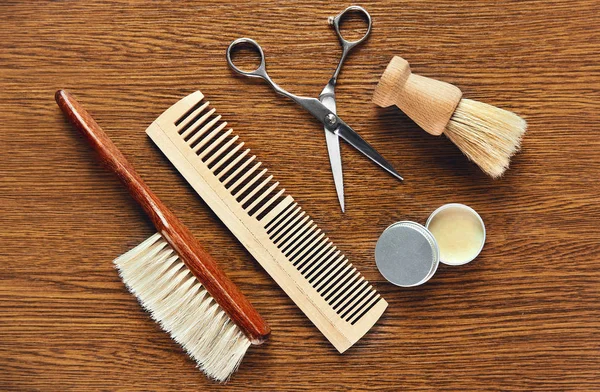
<box><xmin>445</xmin><ymin>98</ymin><xmax>527</xmax><ymax>178</ymax></box>
<box><xmin>113</xmin><ymin>233</ymin><xmax>251</xmax><ymax>382</ymax></box>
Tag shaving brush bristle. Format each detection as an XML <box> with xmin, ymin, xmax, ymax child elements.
<box><xmin>444</xmin><ymin>99</ymin><xmax>527</xmax><ymax>178</ymax></box>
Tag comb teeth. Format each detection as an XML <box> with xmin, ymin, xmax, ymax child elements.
<box><xmin>114</xmin><ymin>233</ymin><xmax>250</xmax><ymax>382</ymax></box>
<box><xmin>147</xmin><ymin>91</ymin><xmax>387</xmax><ymax>352</ymax></box>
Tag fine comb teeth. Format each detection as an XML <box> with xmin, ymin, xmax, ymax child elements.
<box><xmin>146</xmin><ymin>91</ymin><xmax>387</xmax><ymax>353</ymax></box>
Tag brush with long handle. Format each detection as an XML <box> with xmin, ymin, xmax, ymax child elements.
<box><xmin>56</xmin><ymin>90</ymin><xmax>270</xmax><ymax>382</ymax></box>
<box><xmin>373</xmin><ymin>56</ymin><xmax>527</xmax><ymax>178</ymax></box>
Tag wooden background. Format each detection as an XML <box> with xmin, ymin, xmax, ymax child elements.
<box><xmin>1</xmin><ymin>1</ymin><xmax>599</xmax><ymax>390</ymax></box>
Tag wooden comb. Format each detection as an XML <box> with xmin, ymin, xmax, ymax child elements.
<box><xmin>146</xmin><ymin>91</ymin><xmax>387</xmax><ymax>353</ymax></box>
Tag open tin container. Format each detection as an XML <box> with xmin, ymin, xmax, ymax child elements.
<box><xmin>375</xmin><ymin>203</ymin><xmax>486</xmax><ymax>287</ymax></box>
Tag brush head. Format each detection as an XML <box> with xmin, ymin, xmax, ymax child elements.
<box><xmin>114</xmin><ymin>233</ymin><xmax>251</xmax><ymax>382</ymax></box>
<box><xmin>444</xmin><ymin>99</ymin><xmax>527</xmax><ymax>178</ymax></box>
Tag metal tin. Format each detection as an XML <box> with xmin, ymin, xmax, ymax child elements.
<box><xmin>425</xmin><ymin>203</ymin><xmax>486</xmax><ymax>266</ymax></box>
<box><xmin>375</xmin><ymin>221</ymin><xmax>440</xmax><ymax>287</ymax></box>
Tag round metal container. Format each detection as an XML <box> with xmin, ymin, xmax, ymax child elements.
<box><xmin>375</xmin><ymin>221</ymin><xmax>440</xmax><ymax>287</ymax></box>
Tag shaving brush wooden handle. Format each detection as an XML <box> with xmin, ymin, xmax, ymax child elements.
<box><xmin>372</xmin><ymin>56</ymin><xmax>463</xmax><ymax>136</ymax></box>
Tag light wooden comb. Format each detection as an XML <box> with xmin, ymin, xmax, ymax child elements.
<box><xmin>146</xmin><ymin>91</ymin><xmax>387</xmax><ymax>353</ymax></box>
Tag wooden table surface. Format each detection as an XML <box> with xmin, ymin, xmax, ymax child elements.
<box><xmin>1</xmin><ymin>1</ymin><xmax>599</xmax><ymax>390</ymax></box>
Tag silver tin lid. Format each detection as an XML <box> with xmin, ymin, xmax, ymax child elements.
<box><xmin>375</xmin><ymin>221</ymin><xmax>440</xmax><ymax>287</ymax></box>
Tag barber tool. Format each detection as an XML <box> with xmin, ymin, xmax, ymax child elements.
<box><xmin>373</xmin><ymin>56</ymin><xmax>527</xmax><ymax>178</ymax></box>
<box><xmin>146</xmin><ymin>91</ymin><xmax>387</xmax><ymax>353</ymax></box>
<box><xmin>56</xmin><ymin>90</ymin><xmax>269</xmax><ymax>382</ymax></box>
<box><xmin>375</xmin><ymin>204</ymin><xmax>485</xmax><ymax>287</ymax></box>
<box><xmin>226</xmin><ymin>6</ymin><xmax>403</xmax><ymax>213</ymax></box>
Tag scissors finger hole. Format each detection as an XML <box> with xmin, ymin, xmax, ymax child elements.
<box><xmin>228</xmin><ymin>40</ymin><xmax>264</xmax><ymax>74</ymax></box>
<box><xmin>335</xmin><ymin>8</ymin><xmax>371</xmax><ymax>43</ymax></box>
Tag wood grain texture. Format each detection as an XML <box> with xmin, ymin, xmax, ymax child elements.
<box><xmin>1</xmin><ymin>0</ymin><xmax>599</xmax><ymax>390</ymax></box>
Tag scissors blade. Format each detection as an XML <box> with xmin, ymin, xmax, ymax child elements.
<box><xmin>320</xmin><ymin>92</ymin><xmax>345</xmax><ymax>212</ymax></box>
<box><xmin>336</xmin><ymin>120</ymin><xmax>404</xmax><ymax>182</ymax></box>
<box><xmin>291</xmin><ymin>95</ymin><xmax>402</xmax><ymax>183</ymax></box>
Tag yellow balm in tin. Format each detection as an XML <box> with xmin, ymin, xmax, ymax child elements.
<box><xmin>426</xmin><ymin>204</ymin><xmax>485</xmax><ymax>266</ymax></box>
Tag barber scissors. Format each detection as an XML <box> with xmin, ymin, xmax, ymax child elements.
<box><xmin>226</xmin><ymin>6</ymin><xmax>403</xmax><ymax>212</ymax></box>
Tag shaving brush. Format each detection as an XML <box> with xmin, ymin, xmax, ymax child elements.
<box><xmin>373</xmin><ymin>56</ymin><xmax>527</xmax><ymax>178</ymax></box>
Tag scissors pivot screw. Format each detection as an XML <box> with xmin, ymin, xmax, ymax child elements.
<box><xmin>325</xmin><ymin>113</ymin><xmax>337</xmax><ymax>126</ymax></box>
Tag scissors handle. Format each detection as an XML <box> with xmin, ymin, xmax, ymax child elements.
<box><xmin>329</xmin><ymin>6</ymin><xmax>372</xmax><ymax>47</ymax></box>
<box><xmin>227</xmin><ymin>38</ymin><xmax>303</xmax><ymax>102</ymax></box>
<box><xmin>328</xmin><ymin>6</ymin><xmax>372</xmax><ymax>83</ymax></box>
<box><xmin>226</xmin><ymin>38</ymin><xmax>269</xmax><ymax>79</ymax></box>
<box><xmin>227</xmin><ymin>38</ymin><xmax>333</xmax><ymax>124</ymax></box>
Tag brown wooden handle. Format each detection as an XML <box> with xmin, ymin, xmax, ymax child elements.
<box><xmin>372</xmin><ymin>56</ymin><xmax>463</xmax><ymax>136</ymax></box>
<box><xmin>55</xmin><ymin>90</ymin><xmax>270</xmax><ymax>344</ymax></box>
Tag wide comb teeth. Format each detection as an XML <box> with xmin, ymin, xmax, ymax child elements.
<box><xmin>147</xmin><ymin>91</ymin><xmax>387</xmax><ymax>352</ymax></box>
<box><xmin>172</xmin><ymin>97</ymin><xmax>288</xmax><ymax>222</ymax></box>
